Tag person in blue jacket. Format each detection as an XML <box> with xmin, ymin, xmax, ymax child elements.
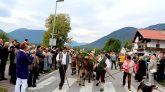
<box><xmin>15</xmin><ymin>42</ymin><xmax>33</xmax><ymax>92</ymax></box>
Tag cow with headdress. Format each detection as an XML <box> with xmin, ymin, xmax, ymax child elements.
<box><xmin>76</xmin><ymin>51</ymin><xmax>96</xmax><ymax>86</ymax></box>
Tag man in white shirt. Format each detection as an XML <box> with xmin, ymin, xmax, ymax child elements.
<box><xmin>96</xmin><ymin>52</ymin><xmax>110</xmax><ymax>91</ymax></box>
<box><xmin>56</xmin><ymin>47</ymin><xmax>71</xmax><ymax>90</ymax></box>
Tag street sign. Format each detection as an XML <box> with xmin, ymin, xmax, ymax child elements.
<box><xmin>49</xmin><ymin>38</ymin><xmax>56</xmax><ymax>46</ymax></box>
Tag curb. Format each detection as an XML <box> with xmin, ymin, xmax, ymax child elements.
<box><xmin>155</xmin><ymin>81</ymin><xmax>165</xmax><ymax>92</ymax></box>
<box><xmin>156</xmin><ymin>81</ymin><xmax>165</xmax><ymax>90</ymax></box>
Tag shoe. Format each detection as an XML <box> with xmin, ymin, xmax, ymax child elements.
<box><xmin>28</xmin><ymin>85</ymin><xmax>32</xmax><ymax>87</ymax></box>
<box><xmin>96</xmin><ymin>82</ymin><xmax>99</xmax><ymax>86</ymax></box>
<box><xmin>100</xmin><ymin>88</ymin><xmax>104</xmax><ymax>91</ymax></box>
<box><xmin>128</xmin><ymin>89</ymin><xmax>131</xmax><ymax>91</ymax></box>
<box><xmin>136</xmin><ymin>80</ymin><xmax>141</xmax><ymax>82</ymax></box>
<box><xmin>59</xmin><ymin>86</ymin><xmax>62</xmax><ymax>90</ymax></box>
<box><xmin>2</xmin><ymin>78</ymin><xmax>7</xmax><ymax>80</ymax></box>
<box><xmin>32</xmin><ymin>85</ymin><xmax>36</xmax><ymax>87</ymax></box>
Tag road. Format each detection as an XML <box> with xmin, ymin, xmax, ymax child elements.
<box><xmin>27</xmin><ymin>67</ymin><xmax>165</xmax><ymax>92</ymax></box>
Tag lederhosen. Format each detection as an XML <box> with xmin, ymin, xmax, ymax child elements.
<box><xmin>96</xmin><ymin>56</ymin><xmax>107</xmax><ymax>83</ymax></box>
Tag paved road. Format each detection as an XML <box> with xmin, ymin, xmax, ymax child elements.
<box><xmin>27</xmin><ymin>67</ymin><xmax>165</xmax><ymax>92</ymax></box>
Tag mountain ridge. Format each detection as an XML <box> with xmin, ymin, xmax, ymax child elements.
<box><xmin>8</xmin><ymin>28</ymin><xmax>45</xmax><ymax>44</ymax></box>
<box><xmin>80</xmin><ymin>23</ymin><xmax>165</xmax><ymax>49</ymax></box>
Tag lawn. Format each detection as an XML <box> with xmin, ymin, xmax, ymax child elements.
<box><xmin>159</xmin><ymin>80</ymin><xmax>165</xmax><ymax>87</ymax></box>
<box><xmin>0</xmin><ymin>87</ymin><xmax>7</xmax><ymax>92</ymax></box>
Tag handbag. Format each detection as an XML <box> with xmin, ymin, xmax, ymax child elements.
<box><xmin>150</xmin><ymin>69</ymin><xmax>156</xmax><ymax>73</ymax></box>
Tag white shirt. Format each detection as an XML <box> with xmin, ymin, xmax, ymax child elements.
<box><xmin>62</xmin><ymin>52</ymin><xmax>67</xmax><ymax>65</ymax></box>
<box><xmin>56</xmin><ymin>52</ymin><xmax>68</xmax><ymax>65</ymax></box>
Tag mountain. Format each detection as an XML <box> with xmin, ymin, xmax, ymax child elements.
<box><xmin>8</xmin><ymin>28</ymin><xmax>45</xmax><ymax>44</ymax></box>
<box><xmin>81</xmin><ymin>27</ymin><xmax>137</xmax><ymax>49</ymax></box>
<box><xmin>0</xmin><ymin>29</ymin><xmax>14</xmax><ymax>39</ymax></box>
<box><xmin>66</xmin><ymin>41</ymin><xmax>87</xmax><ymax>47</ymax></box>
<box><xmin>145</xmin><ymin>23</ymin><xmax>165</xmax><ymax>30</ymax></box>
<box><xmin>81</xmin><ymin>23</ymin><xmax>165</xmax><ymax>49</ymax></box>
<box><xmin>0</xmin><ymin>29</ymin><xmax>4</xmax><ymax>33</ymax></box>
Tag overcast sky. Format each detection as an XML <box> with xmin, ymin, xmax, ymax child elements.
<box><xmin>0</xmin><ymin>0</ymin><xmax>165</xmax><ymax>43</ymax></box>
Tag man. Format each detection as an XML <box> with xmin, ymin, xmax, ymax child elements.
<box><xmin>56</xmin><ymin>47</ymin><xmax>71</xmax><ymax>90</ymax></box>
<box><xmin>1</xmin><ymin>42</ymin><xmax>10</xmax><ymax>80</ymax></box>
<box><xmin>0</xmin><ymin>39</ymin><xmax>3</xmax><ymax>81</ymax></box>
<box><xmin>36</xmin><ymin>45</ymin><xmax>45</xmax><ymax>74</ymax></box>
<box><xmin>111</xmin><ymin>52</ymin><xmax>117</xmax><ymax>70</ymax></box>
<box><xmin>9</xmin><ymin>40</ymin><xmax>18</xmax><ymax>84</ymax></box>
<box><xmin>96</xmin><ymin>52</ymin><xmax>110</xmax><ymax>91</ymax></box>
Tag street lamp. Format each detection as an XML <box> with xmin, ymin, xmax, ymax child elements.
<box><xmin>50</xmin><ymin>0</ymin><xmax>64</xmax><ymax>49</ymax></box>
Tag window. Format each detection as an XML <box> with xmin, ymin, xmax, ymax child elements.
<box><xmin>156</xmin><ymin>44</ymin><xmax>160</xmax><ymax>48</ymax></box>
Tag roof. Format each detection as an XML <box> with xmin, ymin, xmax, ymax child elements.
<box><xmin>138</xmin><ymin>29</ymin><xmax>165</xmax><ymax>40</ymax></box>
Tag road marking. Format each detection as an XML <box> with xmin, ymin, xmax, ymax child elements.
<box><xmin>28</xmin><ymin>76</ymin><xmax>57</xmax><ymax>90</ymax></box>
<box><xmin>52</xmin><ymin>78</ymin><xmax>76</xmax><ymax>92</ymax></box>
<box><xmin>124</xmin><ymin>83</ymin><xmax>137</xmax><ymax>92</ymax></box>
<box><xmin>104</xmin><ymin>82</ymin><xmax>116</xmax><ymax>92</ymax></box>
<box><xmin>79</xmin><ymin>81</ymin><xmax>93</xmax><ymax>92</ymax></box>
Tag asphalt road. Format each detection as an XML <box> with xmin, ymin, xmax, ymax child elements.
<box><xmin>27</xmin><ymin>67</ymin><xmax>165</xmax><ymax>92</ymax></box>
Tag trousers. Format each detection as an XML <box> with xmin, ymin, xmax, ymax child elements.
<box><xmin>15</xmin><ymin>78</ymin><xmax>27</xmax><ymax>92</ymax></box>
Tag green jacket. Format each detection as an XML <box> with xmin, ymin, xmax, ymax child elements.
<box><xmin>97</xmin><ymin>56</ymin><xmax>107</xmax><ymax>71</ymax></box>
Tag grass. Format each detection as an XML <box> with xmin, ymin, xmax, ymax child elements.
<box><xmin>7</xmin><ymin>57</ymin><xmax>10</xmax><ymax>64</ymax></box>
<box><xmin>0</xmin><ymin>87</ymin><xmax>7</xmax><ymax>92</ymax></box>
<box><xmin>158</xmin><ymin>80</ymin><xmax>165</xmax><ymax>87</ymax></box>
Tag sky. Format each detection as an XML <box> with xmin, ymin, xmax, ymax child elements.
<box><xmin>0</xmin><ymin>0</ymin><xmax>165</xmax><ymax>43</ymax></box>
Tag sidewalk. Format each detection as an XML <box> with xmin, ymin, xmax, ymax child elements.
<box><xmin>0</xmin><ymin>65</ymin><xmax>14</xmax><ymax>92</ymax></box>
<box><xmin>0</xmin><ymin>64</ymin><xmax>57</xmax><ymax>92</ymax></box>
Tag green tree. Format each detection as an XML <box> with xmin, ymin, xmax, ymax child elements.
<box><xmin>103</xmin><ymin>38</ymin><xmax>121</xmax><ymax>52</ymax></box>
<box><xmin>0</xmin><ymin>32</ymin><xmax>9</xmax><ymax>42</ymax></box>
<box><xmin>43</xmin><ymin>13</ymin><xmax>71</xmax><ymax>48</ymax></box>
<box><xmin>124</xmin><ymin>40</ymin><xmax>134</xmax><ymax>51</ymax></box>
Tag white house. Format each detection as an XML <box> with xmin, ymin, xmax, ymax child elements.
<box><xmin>132</xmin><ymin>29</ymin><xmax>165</xmax><ymax>53</ymax></box>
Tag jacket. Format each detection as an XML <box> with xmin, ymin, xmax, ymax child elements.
<box><xmin>16</xmin><ymin>50</ymin><xmax>33</xmax><ymax>79</ymax></box>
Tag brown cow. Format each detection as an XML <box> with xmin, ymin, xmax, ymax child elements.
<box><xmin>76</xmin><ymin>53</ymin><xmax>95</xmax><ymax>86</ymax></box>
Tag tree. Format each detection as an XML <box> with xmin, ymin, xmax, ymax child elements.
<box><xmin>43</xmin><ymin>13</ymin><xmax>71</xmax><ymax>48</ymax></box>
<box><xmin>124</xmin><ymin>40</ymin><xmax>134</xmax><ymax>51</ymax></box>
<box><xmin>103</xmin><ymin>38</ymin><xmax>121</xmax><ymax>52</ymax></box>
<box><xmin>0</xmin><ymin>32</ymin><xmax>9</xmax><ymax>42</ymax></box>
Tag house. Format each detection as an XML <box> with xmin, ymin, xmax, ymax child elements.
<box><xmin>132</xmin><ymin>29</ymin><xmax>165</xmax><ymax>53</ymax></box>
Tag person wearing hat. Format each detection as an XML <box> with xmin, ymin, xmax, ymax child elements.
<box><xmin>56</xmin><ymin>47</ymin><xmax>71</xmax><ymax>90</ymax></box>
<box><xmin>96</xmin><ymin>52</ymin><xmax>110</xmax><ymax>91</ymax></box>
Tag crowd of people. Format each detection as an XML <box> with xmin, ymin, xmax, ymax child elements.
<box><xmin>0</xmin><ymin>38</ymin><xmax>61</xmax><ymax>92</ymax></box>
<box><xmin>0</xmin><ymin>38</ymin><xmax>165</xmax><ymax>92</ymax></box>
<box><xmin>93</xmin><ymin>51</ymin><xmax>165</xmax><ymax>91</ymax></box>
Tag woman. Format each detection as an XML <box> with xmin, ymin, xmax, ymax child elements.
<box><xmin>157</xmin><ymin>54</ymin><xmax>165</xmax><ymax>83</ymax></box>
<box><xmin>119</xmin><ymin>53</ymin><xmax>125</xmax><ymax>71</ymax></box>
<box><xmin>43</xmin><ymin>48</ymin><xmax>48</xmax><ymax>73</ymax></box>
<box><xmin>28</xmin><ymin>50</ymin><xmax>39</xmax><ymax>87</ymax></box>
<box><xmin>122</xmin><ymin>55</ymin><xmax>134</xmax><ymax>91</ymax></box>
<box><xmin>148</xmin><ymin>54</ymin><xmax>157</xmax><ymax>85</ymax></box>
<box><xmin>15</xmin><ymin>42</ymin><xmax>33</xmax><ymax>92</ymax></box>
<box><xmin>47</xmin><ymin>49</ymin><xmax>53</xmax><ymax>72</ymax></box>
<box><xmin>135</xmin><ymin>56</ymin><xmax>146</xmax><ymax>82</ymax></box>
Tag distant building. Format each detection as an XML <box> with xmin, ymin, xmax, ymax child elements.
<box><xmin>132</xmin><ymin>29</ymin><xmax>165</xmax><ymax>53</ymax></box>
